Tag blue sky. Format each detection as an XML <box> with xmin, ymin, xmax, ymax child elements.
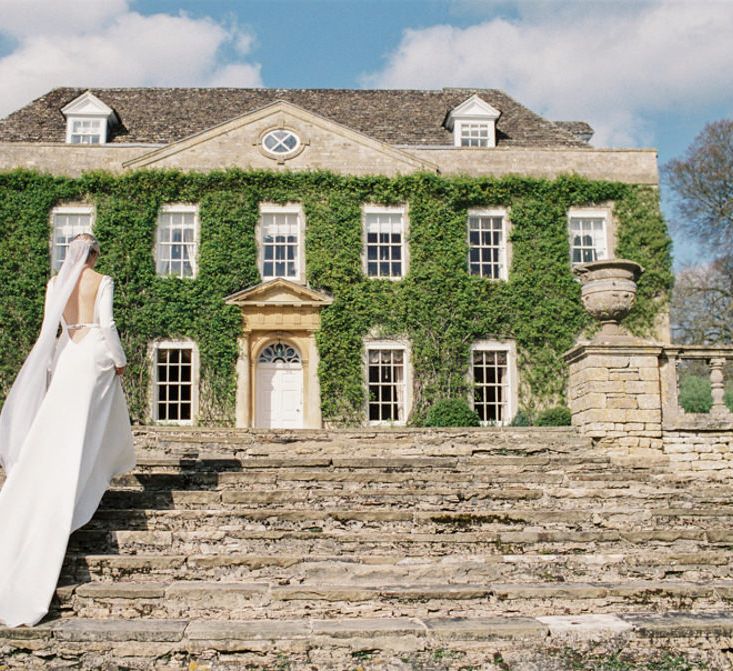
<box><xmin>2</xmin><ymin>0</ymin><xmax>732</xmax><ymax>267</ymax></box>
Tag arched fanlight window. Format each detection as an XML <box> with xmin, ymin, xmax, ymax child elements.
<box><xmin>258</xmin><ymin>342</ymin><xmax>301</xmax><ymax>363</ymax></box>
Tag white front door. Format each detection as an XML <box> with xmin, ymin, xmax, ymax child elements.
<box><xmin>255</xmin><ymin>343</ymin><xmax>304</xmax><ymax>428</ymax></box>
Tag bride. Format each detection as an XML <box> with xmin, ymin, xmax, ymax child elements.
<box><xmin>0</xmin><ymin>233</ymin><xmax>136</xmax><ymax>627</ymax></box>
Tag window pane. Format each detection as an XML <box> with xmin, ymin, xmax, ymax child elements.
<box><xmin>261</xmin><ymin>210</ymin><xmax>300</xmax><ymax>278</ymax></box>
<box><xmin>367</xmin><ymin>348</ymin><xmax>406</xmax><ymax>424</ymax></box>
<box><xmin>460</xmin><ymin>123</ymin><xmax>490</xmax><ymax>147</ymax></box>
<box><xmin>365</xmin><ymin>211</ymin><xmax>404</xmax><ymax>278</ymax></box>
<box><xmin>467</xmin><ymin>214</ymin><xmax>504</xmax><ymax>278</ymax></box>
<box><xmin>51</xmin><ymin>210</ymin><xmax>93</xmax><ymax>271</ymax></box>
<box><xmin>472</xmin><ymin>348</ymin><xmax>508</xmax><ymax>425</ymax></box>
<box><xmin>569</xmin><ymin>216</ymin><xmax>606</xmax><ymax>265</ymax></box>
<box><xmin>156</xmin><ymin>210</ymin><xmax>198</xmax><ymax>278</ymax></box>
<box><xmin>155</xmin><ymin>347</ymin><xmax>194</xmax><ymax>423</ymax></box>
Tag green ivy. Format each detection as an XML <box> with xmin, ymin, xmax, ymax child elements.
<box><xmin>0</xmin><ymin>169</ymin><xmax>672</xmax><ymax>426</ymax></box>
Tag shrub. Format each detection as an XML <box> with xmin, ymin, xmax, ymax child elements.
<box><xmin>424</xmin><ymin>398</ymin><xmax>481</xmax><ymax>427</ymax></box>
<box><xmin>678</xmin><ymin>375</ymin><xmax>712</xmax><ymax>413</ymax></box>
<box><xmin>535</xmin><ymin>405</ymin><xmax>572</xmax><ymax>426</ymax></box>
<box><xmin>509</xmin><ymin>410</ymin><xmax>533</xmax><ymax>426</ymax></box>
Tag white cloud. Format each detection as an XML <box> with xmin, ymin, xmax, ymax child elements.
<box><xmin>0</xmin><ymin>0</ymin><xmax>129</xmax><ymax>37</ymax></box>
<box><xmin>0</xmin><ymin>0</ymin><xmax>262</xmax><ymax>118</ymax></box>
<box><xmin>361</xmin><ymin>0</ymin><xmax>733</xmax><ymax>146</ymax></box>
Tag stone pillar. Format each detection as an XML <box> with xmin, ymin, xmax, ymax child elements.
<box><xmin>565</xmin><ymin>341</ymin><xmax>664</xmax><ymax>451</ymax></box>
<box><xmin>306</xmin><ymin>332</ymin><xmax>323</xmax><ymax>429</ymax></box>
<box><xmin>709</xmin><ymin>357</ymin><xmax>729</xmax><ymax>417</ymax></box>
<box><xmin>234</xmin><ymin>334</ymin><xmax>251</xmax><ymax>428</ymax></box>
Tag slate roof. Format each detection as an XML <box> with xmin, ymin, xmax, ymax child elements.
<box><xmin>0</xmin><ymin>87</ymin><xmax>589</xmax><ymax>148</ymax></box>
<box><xmin>554</xmin><ymin>121</ymin><xmax>594</xmax><ymax>143</ymax></box>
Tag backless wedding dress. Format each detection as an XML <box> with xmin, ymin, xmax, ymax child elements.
<box><xmin>0</xmin><ymin>238</ymin><xmax>135</xmax><ymax>627</ymax></box>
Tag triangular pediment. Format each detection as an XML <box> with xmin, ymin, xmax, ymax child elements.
<box><xmin>122</xmin><ymin>99</ymin><xmax>438</xmax><ymax>174</ymax></box>
<box><xmin>225</xmin><ymin>277</ymin><xmax>333</xmax><ymax>308</ymax></box>
<box><xmin>61</xmin><ymin>90</ymin><xmax>115</xmax><ymax>118</ymax></box>
<box><xmin>445</xmin><ymin>94</ymin><xmax>501</xmax><ymax>130</ymax></box>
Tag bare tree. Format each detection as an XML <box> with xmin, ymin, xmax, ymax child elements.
<box><xmin>672</xmin><ymin>257</ymin><xmax>733</xmax><ymax>344</ymax></box>
<box><xmin>663</xmin><ymin>119</ymin><xmax>733</xmax><ymax>251</ymax></box>
<box><xmin>664</xmin><ymin>120</ymin><xmax>733</xmax><ymax>344</ymax></box>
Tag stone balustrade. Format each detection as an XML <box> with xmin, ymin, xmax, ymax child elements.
<box><xmin>660</xmin><ymin>345</ymin><xmax>733</xmax><ymax>429</ymax></box>
<box><xmin>564</xmin><ymin>258</ymin><xmax>733</xmax><ymax>473</ymax></box>
<box><xmin>566</xmin><ymin>341</ymin><xmax>733</xmax><ymax>474</ymax></box>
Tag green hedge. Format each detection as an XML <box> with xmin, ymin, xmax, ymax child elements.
<box><xmin>535</xmin><ymin>406</ymin><xmax>573</xmax><ymax>426</ymax></box>
<box><xmin>0</xmin><ymin>169</ymin><xmax>673</xmax><ymax>426</ymax></box>
<box><xmin>678</xmin><ymin>374</ymin><xmax>733</xmax><ymax>414</ymax></box>
<box><xmin>424</xmin><ymin>398</ymin><xmax>481</xmax><ymax>427</ymax></box>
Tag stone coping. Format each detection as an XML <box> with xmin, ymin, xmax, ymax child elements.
<box><xmin>2</xmin><ymin>612</ymin><xmax>732</xmax><ymax>644</ymax></box>
<box><xmin>132</xmin><ymin>425</ymin><xmax>578</xmax><ymax>435</ymax></box>
<box><xmin>58</xmin><ymin>579</ymin><xmax>733</xmax><ymax>604</ymax></box>
<box><xmin>663</xmin><ymin>417</ymin><xmax>733</xmax><ymax>432</ymax></box>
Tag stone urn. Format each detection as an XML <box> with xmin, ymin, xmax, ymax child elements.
<box><xmin>573</xmin><ymin>259</ymin><xmax>643</xmax><ymax>340</ymax></box>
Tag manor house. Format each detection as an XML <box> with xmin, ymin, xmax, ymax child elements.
<box><xmin>0</xmin><ymin>87</ymin><xmax>666</xmax><ymax>429</ymax></box>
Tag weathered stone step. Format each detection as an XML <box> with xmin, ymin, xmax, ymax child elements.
<box><xmin>100</xmin><ymin>485</ymin><xmax>718</xmax><ymax>512</ymax></box>
<box><xmin>102</xmin><ymin>470</ymin><xmax>729</xmax><ymax>515</ymax></box>
<box><xmin>89</xmin><ymin>499</ymin><xmax>733</xmax><ymax>537</ymax></box>
<box><xmin>3</xmin><ymin>611</ymin><xmax>731</xmax><ymax>670</ymax></box>
<box><xmin>61</xmin><ymin>550</ymin><xmax>733</xmax><ymax>585</ymax></box>
<box><xmin>86</xmin><ymin>506</ymin><xmax>666</xmax><ymax>534</ymax></box>
<box><xmin>54</xmin><ymin>578</ymin><xmax>733</xmax><ymax>620</ymax></box>
<box><xmin>121</xmin><ymin>463</ymin><xmax>612</xmax><ymax>488</ymax></box>
<box><xmin>100</xmin><ymin>486</ymin><xmax>546</xmax><ymax>509</ymax></box>
<box><xmin>133</xmin><ymin>426</ymin><xmax>592</xmax><ymax>452</ymax></box>
<box><xmin>81</xmin><ymin>507</ymin><xmax>730</xmax><ymax>539</ymax></box>
<box><xmin>125</xmin><ymin>454</ymin><xmax>615</xmax><ymax>478</ymax></box>
<box><xmin>111</xmin><ymin>470</ymin><xmax>667</xmax><ymax>491</ymax></box>
<box><xmin>67</xmin><ymin>526</ymin><xmax>712</xmax><ymax>557</ymax></box>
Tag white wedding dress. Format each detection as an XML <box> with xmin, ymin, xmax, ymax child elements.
<box><xmin>0</xmin><ymin>242</ymin><xmax>135</xmax><ymax>627</ymax></box>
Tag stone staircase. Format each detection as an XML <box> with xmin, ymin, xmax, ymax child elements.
<box><xmin>1</xmin><ymin>427</ymin><xmax>733</xmax><ymax>670</ymax></box>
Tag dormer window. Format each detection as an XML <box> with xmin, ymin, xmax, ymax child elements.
<box><xmin>69</xmin><ymin>119</ymin><xmax>104</xmax><ymax>144</ymax></box>
<box><xmin>61</xmin><ymin>91</ymin><xmax>117</xmax><ymax>145</ymax></box>
<box><xmin>445</xmin><ymin>94</ymin><xmax>501</xmax><ymax>148</ymax></box>
<box><xmin>459</xmin><ymin>122</ymin><xmax>491</xmax><ymax>148</ymax></box>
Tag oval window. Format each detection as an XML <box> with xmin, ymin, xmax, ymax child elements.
<box><xmin>262</xmin><ymin>129</ymin><xmax>300</xmax><ymax>156</ymax></box>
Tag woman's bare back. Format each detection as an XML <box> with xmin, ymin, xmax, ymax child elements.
<box><xmin>63</xmin><ymin>268</ymin><xmax>103</xmax><ymax>342</ymax></box>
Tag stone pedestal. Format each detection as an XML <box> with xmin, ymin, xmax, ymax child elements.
<box><xmin>565</xmin><ymin>341</ymin><xmax>664</xmax><ymax>450</ymax></box>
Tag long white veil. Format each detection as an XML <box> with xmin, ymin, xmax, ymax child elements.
<box><xmin>0</xmin><ymin>237</ymin><xmax>94</xmax><ymax>473</ymax></box>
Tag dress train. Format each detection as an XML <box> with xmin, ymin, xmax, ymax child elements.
<box><xmin>0</xmin><ymin>274</ymin><xmax>135</xmax><ymax>627</ymax></box>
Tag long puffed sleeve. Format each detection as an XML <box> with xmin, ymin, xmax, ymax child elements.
<box><xmin>44</xmin><ymin>275</ymin><xmax>56</xmax><ymax>321</ymax></box>
<box><xmin>97</xmin><ymin>276</ymin><xmax>127</xmax><ymax>368</ymax></box>
<box><xmin>44</xmin><ymin>275</ymin><xmax>58</xmax><ymax>377</ymax></box>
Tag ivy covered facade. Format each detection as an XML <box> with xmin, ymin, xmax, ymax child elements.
<box><xmin>0</xmin><ymin>88</ymin><xmax>673</xmax><ymax>428</ymax></box>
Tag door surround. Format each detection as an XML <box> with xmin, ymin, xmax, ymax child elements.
<box><xmin>224</xmin><ymin>277</ymin><xmax>333</xmax><ymax>429</ymax></box>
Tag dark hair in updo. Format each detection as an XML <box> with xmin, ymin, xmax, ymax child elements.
<box><xmin>70</xmin><ymin>232</ymin><xmax>101</xmax><ymax>262</ymax></box>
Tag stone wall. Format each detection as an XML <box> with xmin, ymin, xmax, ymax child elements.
<box><xmin>566</xmin><ymin>339</ymin><xmax>733</xmax><ymax>470</ymax></box>
<box><xmin>0</xmin><ymin>140</ymin><xmax>659</xmax><ymax>183</ymax></box>
<box><xmin>663</xmin><ymin>430</ymin><xmax>733</xmax><ymax>477</ymax></box>
<box><xmin>0</xmin><ymin>143</ymin><xmax>143</xmax><ymax>176</ymax></box>
<box><xmin>565</xmin><ymin>342</ymin><xmax>663</xmax><ymax>451</ymax></box>
<box><xmin>407</xmin><ymin>146</ymin><xmax>659</xmax><ymax>184</ymax></box>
